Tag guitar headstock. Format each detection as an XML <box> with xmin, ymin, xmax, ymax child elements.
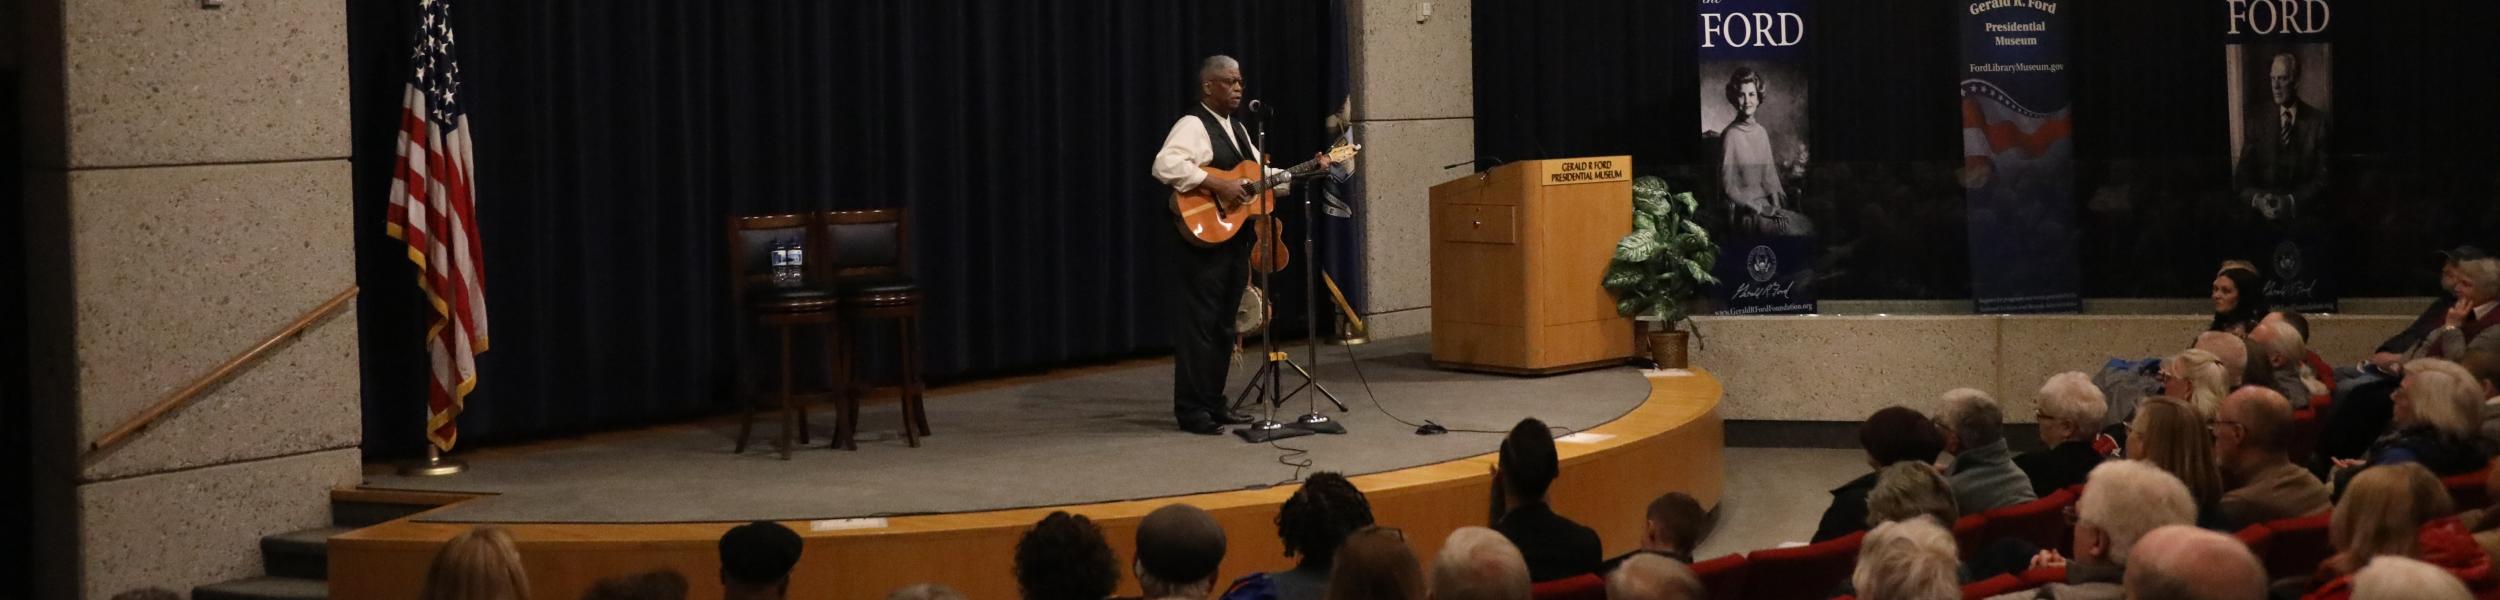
<box><xmin>1324</xmin><ymin>142</ymin><xmax>1363</xmax><ymax>163</ymax></box>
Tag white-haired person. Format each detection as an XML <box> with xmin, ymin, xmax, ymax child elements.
<box><xmin>2249</xmin><ymin>318</ymin><xmax>2316</xmax><ymax>409</ymax></box>
<box><xmin>1988</xmin><ymin>461</ymin><xmax>2198</xmax><ymax>600</ymax></box>
<box><xmin>1934</xmin><ymin>389</ymin><xmax>2038</xmax><ymax>512</ymax></box>
<box><xmin>2338</xmin><ymin>247</ymin><xmax>2479</xmax><ymax>396</ymax></box>
<box><xmin>2330</xmin><ymin>359</ymin><xmax>2497</xmax><ymax>489</ymax></box>
<box><xmin>1604</xmin><ymin>554</ymin><xmax>1703</xmax><ymax>600</ymax></box>
<box><xmin>2293</xmin><ymin>463</ymin><xmax>2496</xmax><ymax>600</ymax></box>
<box><xmin>2327</xmin><ymin>261</ymin><xmax>2500</xmax><ymax>463</ymax></box>
<box><xmin>2350</xmin><ymin>556</ymin><xmax>2474</xmax><ymax>600</ymax></box>
<box><xmin>2014</xmin><ymin>372</ymin><xmax>2109</xmax><ymax>496</ymax></box>
<box><xmin>1430</xmin><ymin>527</ymin><xmax>1530</xmax><ymax>600</ymax></box>
<box><xmin>2120</xmin><ymin>525</ymin><xmax>2265</xmax><ymax>600</ymax></box>
<box><xmin>2195</xmin><ymin>332</ymin><xmax>2252</xmax><ymax>389</ymax></box>
<box><xmin>1852</xmin><ymin>518</ymin><xmax>1961</xmax><ymax>600</ymax></box>
<box><xmin>2159</xmin><ymin>349</ymin><xmax>2233</xmax><ymax>421</ymax></box>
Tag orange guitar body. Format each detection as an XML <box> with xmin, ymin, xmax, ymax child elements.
<box><xmin>1170</xmin><ymin>161</ymin><xmax>1278</xmax><ymax>247</ymax></box>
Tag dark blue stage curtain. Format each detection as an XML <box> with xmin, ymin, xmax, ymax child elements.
<box><xmin>347</xmin><ymin>1</ymin><xmax>1341</xmax><ymax>455</ymax></box>
<box><xmin>1476</xmin><ymin>0</ymin><xmax>2500</xmax><ymax>301</ymax></box>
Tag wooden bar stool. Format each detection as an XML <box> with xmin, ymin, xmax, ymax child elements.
<box><xmin>725</xmin><ymin>213</ymin><xmax>845</xmax><ymax>459</ymax></box>
<box><xmin>821</xmin><ymin>208</ymin><xmax>928</xmax><ymax>449</ymax></box>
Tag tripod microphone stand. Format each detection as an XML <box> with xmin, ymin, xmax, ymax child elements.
<box><xmin>1232</xmin><ymin>108</ymin><xmax>1349</xmax><ymax>443</ymax></box>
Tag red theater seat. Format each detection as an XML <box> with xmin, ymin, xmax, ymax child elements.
<box><xmin>2446</xmin><ymin>465</ymin><xmax>2494</xmax><ymax>511</ymax></box>
<box><xmin>1962</xmin><ymin>566</ymin><xmax>2068</xmax><ymax>600</ymax></box>
<box><xmin>1694</xmin><ymin>553</ymin><xmax>1749</xmax><ymax>600</ymax></box>
<box><xmin>2256</xmin><ymin>512</ymin><xmax>2334</xmax><ymax>579</ymax></box>
<box><xmin>1976</xmin><ymin>486</ymin><xmax>2080</xmax><ymax>552</ymax></box>
<box><xmin>1529</xmin><ymin>573</ymin><xmax>1605</xmax><ymax>600</ymax></box>
<box><xmin>1743</xmin><ymin>531</ymin><xmax>1864</xmax><ymax>600</ymax></box>
<box><xmin>1953</xmin><ymin>513</ymin><xmax>1990</xmax><ymax>560</ymax></box>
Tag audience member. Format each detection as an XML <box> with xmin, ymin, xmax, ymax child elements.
<box><xmin>1015</xmin><ymin>511</ymin><xmax>1121</xmax><ymax>600</ymax></box>
<box><xmin>1430</xmin><ymin>527</ymin><xmax>1530</xmax><ymax>600</ymax></box>
<box><xmin>2211</xmin><ymin>267</ymin><xmax>2269</xmax><ymax>336</ymax></box>
<box><xmin>583</xmin><ymin>570</ymin><xmax>689</xmax><ymax>600</ymax></box>
<box><xmin>1851</xmin><ymin>518</ymin><xmax>1960</xmax><ymax>600</ymax></box>
<box><xmin>2125</xmin><ymin>397</ymin><xmax>2226</xmax><ymax>523</ymax></box>
<box><xmin>423</xmin><ymin>525</ymin><xmax>533</xmax><ymax>600</ymax></box>
<box><xmin>718</xmin><ymin>522</ymin><xmax>800</xmax><ymax>600</ymax></box>
<box><xmin>2263</xmin><ymin>310</ymin><xmax>2331</xmax><ymax>397</ymax></box>
<box><xmin>1601</xmin><ymin>492</ymin><xmax>1706</xmax><ymax>573</ymax></box>
<box><xmin>1137</xmin><ymin>504</ymin><xmax>1228</xmax><ymax>600</ymax></box>
<box><xmin>1815</xmin><ymin>406</ymin><xmax>1948</xmax><ymax>542</ymax></box>
<box><xmin>1227</xmin><ymin>472</ymin><xmax>1373</xmax><ymax>600</ymax></box>
<box><xmin>1866</xmin><ymin>461</ymin><xmax>1960</xmax><ymax>528</ymax></box>
<box><xmin>2213</xmin><ymin>387</ymin><xmax>2331</xmax><ymax>529</ymax></box>
<box><xmin>2460</xmin><ymin>351</ymin><xmax>2500</xmax><ymax>443</ymax></box>
<box><xmin>1604</xmin><ymin>554</ymin><xmax>1703</xmax><ymax>600</ymax></box>
<box><xmin>2250</xmin><ymin>319</ymin><xmax>2316</xmax><ymax>408</ymax></box>
<box><xmin>2195</xmin><ymin>332</ymin><xmax>2252</xmax><ymax>389</ymax></box>
<box><xmin>2016</xmin><ymin>373</ymin><xmax>2109</xmax><ymax>496</ymax></box>
<box><xmin>2118</xmin><ymin>525</ymin><xmax>2265</xmax><ymax>600</ymax></box>
<box><xmin>2160</xmin><ymin>349</ymin><xmax>2232</xmax><ymax>420</ymax></box>
<box><xmin>1327</xmin><ymin>527</ymin><xmax>1424</xmax><ymax>600</ymax></box>
<box><xmin>2339</xmin><ymin>247</ymin><xmax>2475</xmax><ymax>395</ymax></box>
<box><xmin>2349</xmin><ymin>556</ymin><xmax>2475</xmax><ymax>600</ymax></box>
<box><xmin>1934</xmin><ymin>388</ymin><xmax>2038</xmax><ymax>512</ymax></box>
<box><xmin>886</xmin><ymin>583</ymin><xmax>969</xmax><ymax>600</ymax></box>
<box><xmin>2409</xmin><ymin>257</ymin><xmax>2500</xmax><ymax>360</ymax></box>
<box><xmin>2298</xmin><ymin>463</ymin><xmax>2493</xmax><ymax>600</ymax></box>
<box><xmin>2334</xmin><ymin>359</ymin><xmax>2494</xmax><ymax>484</ymax></box>
<box><xmin>2462</xmin><ymin>460</ymin><xmax>2500</xmax><ymax>573</ymax></box>
<box><xmin>1491</xmin><ymin>418</ymin><xmax>1602</xmax><ymax>582</ymax></box>
<box><xmin>2002</xmin><ymin>461</ymin><xmax>2197</xmax><ymax>600</ymax></box>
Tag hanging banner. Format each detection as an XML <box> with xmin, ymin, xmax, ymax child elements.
<box><xmin>1699</xmin><ymin>0</ymin><xmax>1817</xmax><ymax>315</ymax></box>
<box><xmin>2225</xmin><ymin>0</ymin><xmax>2336</xmax><ymax>312</ymax></box>
<box><xmin>1960</xmin><ymin>0</ymin><xmax>2080</xmax><ymax>314</ymax></box>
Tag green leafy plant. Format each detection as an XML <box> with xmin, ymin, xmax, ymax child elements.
<box><xmin>1603</xmin><ymin>176</ymin><xmax>1719</xmax><ymax>326</ymax></box>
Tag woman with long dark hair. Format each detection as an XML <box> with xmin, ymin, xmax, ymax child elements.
<box><xmin>2211</xmin><ymin>266</ymin><xmax>2269</xmax><ymax>336</ymax></box>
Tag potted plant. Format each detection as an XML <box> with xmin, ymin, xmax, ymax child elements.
<box><xmin>1602</xmin><ymin>176</ymin><xmax>1719</xmax><ymax>368</ymax></box>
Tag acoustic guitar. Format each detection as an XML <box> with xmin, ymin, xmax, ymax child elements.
<box><xmin>1169</xmin><ymin>142</ymin><xmax>1361</xmax><ymax>248</ymax></box>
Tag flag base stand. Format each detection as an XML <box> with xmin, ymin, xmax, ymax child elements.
<box><xmin>397</xmin><ymin>446</ymin><xmax>468</xmax><ymax>477</ymax></box>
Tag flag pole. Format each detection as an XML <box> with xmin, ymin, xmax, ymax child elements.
<box><xmin>398</xmin><ymin>442</ymin><xmax>468</xmax><ymax>477</ymax></box>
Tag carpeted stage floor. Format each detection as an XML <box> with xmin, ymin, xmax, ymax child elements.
<box><xmin>362</xmin><ymin>336</ymin><xmax>1648</xmax><ymax>523</ymax></box>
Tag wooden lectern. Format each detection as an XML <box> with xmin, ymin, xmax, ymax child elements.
<box><xmin>1428</xmin><ymin>157</ymin><xmax>1634</xmax><ymax>375</ymax></box>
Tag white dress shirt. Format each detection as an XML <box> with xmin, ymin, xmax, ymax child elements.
<box><xmin>1151</xmin><ymin>103</ymin><xmax>1289</xmax><ymax>194</ymax></box>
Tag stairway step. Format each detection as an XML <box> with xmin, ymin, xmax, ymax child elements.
<box><xmin>332</xmin><ymin>499</ymin><xmax>432</xmax><ymax>528</ymax></box>
<box><xmin>194</xmin><ymin>576</ymin><xmax>326</xmax><ymax>600</ymax></box>
<box><xmin>261</xmin><ymin>527</ymin><xmax>349</xmax><ymax>580</ymax></box>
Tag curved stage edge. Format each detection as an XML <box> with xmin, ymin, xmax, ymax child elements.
<box><xmin>330</xmin><ymin>369</ymin><xmax>1724</xmax><ymax>600</ymax></box>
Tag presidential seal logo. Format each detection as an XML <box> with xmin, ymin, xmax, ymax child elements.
<box><xmin>1747</xmin><ymin>245</ymin><xmax>1779</xmax><ymax>283</ymax></box>
<box><xmin>2273</xmin><ymin>241</ymin><xmax>2303</xmax><ymax>281</ymax></box>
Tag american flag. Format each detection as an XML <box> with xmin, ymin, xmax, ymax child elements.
<box><xmin>385</xmin><ymin>0</ymin><xmax>488</xmax><ymax>452</ymax></box>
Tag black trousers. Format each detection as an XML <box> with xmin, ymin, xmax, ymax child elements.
<box><xmin>1172</xmin><ymin>232</ymin><xmax>1250</xmax><ymax>425</ymax></box>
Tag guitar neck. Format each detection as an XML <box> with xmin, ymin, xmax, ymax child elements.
<box><xmin>1243</xmin><ymin>157</ymin><xmax>1326</xmax><ymax>195</ymax></box>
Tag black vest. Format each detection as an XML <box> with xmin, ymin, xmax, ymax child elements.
<box><xmin>1188</xmin><ymin>104</ymin><xmax>1255</xmax><ymax>170</ymax></box>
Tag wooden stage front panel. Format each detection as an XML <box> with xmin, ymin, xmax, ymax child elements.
<box><xmin>330</xmin><ymin>371</ymin><xmax>1724</xmax><ymax>600</ymax></box>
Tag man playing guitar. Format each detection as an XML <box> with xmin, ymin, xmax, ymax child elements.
<box><xmin>1148</xmin><ymin>55</ymin><xmax>1331</xmax><ymax>435</ymax></box>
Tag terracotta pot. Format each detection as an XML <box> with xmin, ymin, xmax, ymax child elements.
<box><xmin>1648</xmin><ymin>329</ymin><xmax>1689</xmax><ymax>369</ymax></box>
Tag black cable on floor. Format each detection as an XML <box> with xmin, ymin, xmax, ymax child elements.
<box><xmin>1337</xmin><ymin>341</ymin><xmax>1514</xmax><ymax>435</ymax></box>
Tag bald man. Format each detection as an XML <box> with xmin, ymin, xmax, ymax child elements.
<box><xmin>2213</xmin><ymin>386</ymin><xmax>2330</xmax><ymax>529</ymax></box>
<box><xmin>2124</xmin><ymin>525</ymin><xmax>2266</xmax><ymax>600</ymax></box>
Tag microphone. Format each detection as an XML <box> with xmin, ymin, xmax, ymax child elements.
<box><xmin>1441</xmin><ymin>156</ymin><xmax>1507</xmax><ymax>170</ymax></box>
<box><xmin>1245</xmin><ymin>99</ymin><xmax>1271</xmax><ymax>116</ymax></box>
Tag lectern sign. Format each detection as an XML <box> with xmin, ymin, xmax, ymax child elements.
<box><xmin>2224</xmin><ymin>0</ymin><xmax>2336</xmax><ymax>312</ymax></box>
<box><xmin>1960</xmin><ymin>0</ymin><xmax>2080</xmax><ymax>314</ymax></box>
<box><xmin>1698</xmin><ymin>0</ymin><xmax>1816</xmax><ymax>315</ymax></box>
<box><xmin>1541</xmin><ymin>158</ymin><xmax>1628</xmax><ymax>186</ymax></box>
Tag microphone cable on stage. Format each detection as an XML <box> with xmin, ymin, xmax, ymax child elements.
<box><xmin>1335</xmin><ymin>341</ymin><xmax>1515</xmax><ymax>436</ymax></box>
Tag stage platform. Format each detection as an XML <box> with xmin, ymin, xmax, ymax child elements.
<box><xmin>332</xmin><ymin>336</ymin><xmax>1726</xmax><ymax>600</ymax></box>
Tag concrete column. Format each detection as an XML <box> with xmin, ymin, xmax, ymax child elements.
<box><xmin>1349</xmin><ymin>0</ymin><xmax>1472</xmax><ymax>339</ymax></box>
<box><xmin>20</xmin><ymin>0</ymin><xmax>362</xmax><ymax>597</ymax></box>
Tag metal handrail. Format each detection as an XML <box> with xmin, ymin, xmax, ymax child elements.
<box><xmin>85</xmin><ymin>285</ymin><xmax>361</xmax><ymax>457</ymax></box>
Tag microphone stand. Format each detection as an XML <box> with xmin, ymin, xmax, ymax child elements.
<box><xmin>1229</xmin><ymin>103</ymin><xmax>1344</xmax><ymax>443</ymax></box>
